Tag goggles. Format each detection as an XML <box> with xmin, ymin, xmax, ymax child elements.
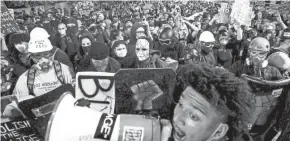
<box><xmin>248</xmin><ymin>49</ymin><xmax>268</xmax><ymax>58</ymax></box>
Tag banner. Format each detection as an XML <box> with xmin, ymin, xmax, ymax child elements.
<box><xmin>1</xmin><ymin>1</ymin><xmax>20</xmax><ymax>34</ymax></box>
<box><xmin>230</xmin><ymin>0</ymin><xmax>250</xmax><ymax>25</ymax></box>
<box><xmin>217</xmin><ymin>2</ymin><xmax>231</xmax><ymax>23</ymax></box>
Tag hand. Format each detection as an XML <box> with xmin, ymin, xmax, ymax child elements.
<box><xmin>130</xmin><ymin>80</ymin><xmax>163</xmax><ymax>111</ymax></box>
<box><xmin>160</xmin><ymin>119</ymin><xmax>172</xmax><ymax>141</ymax></box>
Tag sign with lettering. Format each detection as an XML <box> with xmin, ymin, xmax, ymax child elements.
<box><xmin>230</xmin><ymin>0</ymin><xmax>251</xmax><ymax>25</ymax></box>
<box><xmin>1</xmin><ymin>118</ymin><xmax>43</xmax><ymax>141</ymax></box>
<box><xmin>115</xmin><ymin>69</ymin><xmax>176</xmax><ymax>118</ymax></box>
<box><xmin>217</xmin><ymin>2</ymin><xmax>231</xmax><ymax>23</ymax></box>
<box><xmin>76</xmin><ymin>72</ymin><xmax>115</xmax><ymax>114</ymax></box>
<box><xmin>74</xmin><ymin>1</ymin><xmax>94</xmax><ymax>16</ymax></box>
<box><xmin>1</xmin><ymin>1</ymin><xmax>20</xmax><ymax>34</ymax></box>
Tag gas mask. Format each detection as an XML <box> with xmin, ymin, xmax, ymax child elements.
<box><xmin>200</xmin><ymin>41</ymin><xmax>215</xmax><ymax>54</ymax></box>
<box><xmin>114</xmin><ymin>44</ymin><xmax>127</xmax><ymax>58</ymax></box>
<box><xmin>36</xmin><ymin>58</ymin><xmax>53</xmax><ymax>72</ymax></box>
<box><xmin>31</xmin><ymin>51</ymin><xmax>53</xmax><ymax>73</ymax></box>
<box><xmin>66</xmin><ymin>23</ymin><xmax>78</xmax><ymax>35</ymax></box>
<box><xmin>136</xmin><ymin>39</ymin><xmax>150</xmax><ymax>61</ymax></box>
<box><xmin>248</xmin><ymin>49</ymin><xmax>268</xmax><ymax>66</ymax></box>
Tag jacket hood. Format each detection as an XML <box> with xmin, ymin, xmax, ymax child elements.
<box><xmin>129</xmin><ymin>23</ymin><xmax>147</xmax><ymax>44</ymax></box>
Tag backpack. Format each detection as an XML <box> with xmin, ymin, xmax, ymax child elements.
<box><xmin>27</xmin><ymin>61</ymin><xmax>65</xmax><ymax>96</ymax></box>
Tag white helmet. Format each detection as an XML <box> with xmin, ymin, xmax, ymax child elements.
<box><xmin>199</xmin><ymin>31</ymin><xmax>215</xmax><ymax>42</ymax></box>
<box><xmin>28</xmin><ymin>27</ymin><xmax>53</xmax><ymax>53</ymax></box>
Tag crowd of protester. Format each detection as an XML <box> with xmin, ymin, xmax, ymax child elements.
<box><xmin>1</xmin><ymin>1</ymin><xmax>290</xmax><ymax>141</ymax></box>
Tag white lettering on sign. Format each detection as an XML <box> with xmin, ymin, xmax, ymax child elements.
<box><xmin>283</xmin><ymin>32</ymin><xmax>290</xmax><ymax>37</ymax></box>
<box><xmin>101</xmin><ymin>114</ymin><xmax>114</xmax><ymax>139</ymax></box>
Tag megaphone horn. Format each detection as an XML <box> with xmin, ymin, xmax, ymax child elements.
<box><xmin>45</xmin><ymin>92</ymin><xmax>161</xmax><ymax>141</ymax></box>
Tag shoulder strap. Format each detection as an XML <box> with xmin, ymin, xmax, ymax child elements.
<box><xmin>53</xmin><ymin>61</ymin><xmax>65</xmax><ymax>84</ymax></box>
<box><xmin>27</xmin><ymin>68</ymin><xmax>36</xmax><ymax>96</ymax></box>
<box><xmin>52</xmin><ymin>48</ymin><xmax>58</xmax><ymax>60</ymax></box>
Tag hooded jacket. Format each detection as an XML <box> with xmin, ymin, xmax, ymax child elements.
<box><xmin>127</xmin><ymin>23</ymin><xmax>148</xmax><ymax>55</ymax></box>
<box><xmin>75</xmin><ymin>56</ymin><xmax>121</xmax><ymax>73</ymax></box>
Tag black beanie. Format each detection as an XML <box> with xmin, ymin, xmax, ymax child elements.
<box><xmin>89</xmin><ymin>42</ymin><xmax>109</xmax><ymax>60</ymax></box>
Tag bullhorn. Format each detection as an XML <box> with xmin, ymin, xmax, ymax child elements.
<box><xmin>45</xmin><ymin>92</ymin><xmax>161</xmax><ymax>141</ymax></box>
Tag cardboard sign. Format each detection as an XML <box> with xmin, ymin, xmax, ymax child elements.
<box><xmin>217</xmin><ymin>2</ymin><xmax>231</xmax><ymax>23</ymax></box>
<box><xmin>1</xmin><ymin>1</ymin><xmax>20</xmax><ymax>34</ymax></box>
<box><xmin>75</xmin><ymin>1</ymin><xmax>94</xmax><ymax>16</ymax></box>
<box><xmin>76</xmin><ymin>72</ymin><xmax>115</xmax><ymax>114</ymax></box>
<box><xmin>115</xmin><ymin>68</ymin><xmax>176</xmax><ymax>118</ymax></box>
<box><xmin>1</xmin><ymin>117</ymin><xmax>43</xmax><ymax>141</ymax></box>
<box><xmin>244</xmin><ymin>6</ymin><xmax>254</xmax><ymax>26</ymax></box>
<box><xmin>230</xmin><ymin>0</ymin><xmax>250</xmax><ymax>25</ymax></box>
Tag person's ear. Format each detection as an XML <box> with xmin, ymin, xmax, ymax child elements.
<box><xmin>211</xmin><ymin>123</ymin><xmax>229</xmax><ymax>140</ymax></box>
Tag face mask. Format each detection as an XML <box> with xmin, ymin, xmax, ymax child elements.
<box><xmin>15</xmin><ymin>43</ymin><xmax>28</xmax><ymax>54</ymax></box>
<box><xmin>206</xmin><ymin>123</ymin><xmax>223</xmax><ymax>141</ymax></box>
<box><xmin>67</xmin><ymin>24</ymin><xmax>78</xmax><ymax>35</ymax></box>
<box><xmin>82</xmin><ymin>46</ymin><xmax>91</xmax><ymax>54</ymax></box>
<box><xmin>136</xmin><ymin>39</ymin><xmax>150</xmax><ymax>61</ymax></box>
<box><xmin>202</xmin><ymin>46</ymin><xmax>212</xmax><ymax>54</ymax></box>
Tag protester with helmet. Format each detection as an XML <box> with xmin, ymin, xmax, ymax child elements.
<box><xmin>153</xmin><ymin>24</ymin><xmax>185</xmax><ymax>64</ymax></box>
<box><xmin>229</xmin><ymin>37</ymin><xmax>283</xmax><ymax>140</ymax></box>
<box><xmin>3</xmin><ymin>28</ymin><xmax>75</xmax><ymax>109</ymax></box>
<box><xmin>191</xmin><ymin>31</ymin><xmax>217</xmax><ymax>66</ymax></box>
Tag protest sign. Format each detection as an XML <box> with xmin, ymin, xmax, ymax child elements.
<box><xmin>1</xmin><ymin>117</ymin><xmax>43</xmax><ymax>141</ymax></box>
<box><xmin>75</xmin><ymin>72</ymin><xmax>115</xmax><ymax>114</ymax></box>
<box><xmin>230</xmin><ymin>0</ymin><xmax>251</xmax><ymax>25</ymax></box>
<box><xmin>1</xmin><ymin>1</ymin><xmax>20</xmax><ymax>34</ymax></box>
<box><xmin>115</xmin><ymin>68</ymin><xmax>176</xmax><ymax>118</ymax></box>
<box><xmin>217</xmin><ymin>2</ymin><xmax>231</xmax><ymax>23</ymax></box>
<box><xmin>74</xmin><ymin>1</ymin><xmax>94</xmax><ymax>16</ymax></box>
<box><xmin>244</xmin><ymin>6</ymin><xmax>254</xmax><ymax>26</ymax></box>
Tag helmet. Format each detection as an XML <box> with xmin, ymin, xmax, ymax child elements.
<box><xmin>30</xmin><ymin>27</ymin><xmax>50</xmax><ymax>40</ymax></box>
<box><xmin>199</xmin><ymin>31</ymin><xmax>215</xmax><ymax>42</ymax></box>
<box><xmin>249</xmin><ymin>37</ymin><xmax>270</xmax><ymax>52</ymax></box>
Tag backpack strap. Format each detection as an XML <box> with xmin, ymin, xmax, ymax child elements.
<box><xmin>27</xmin><ymin>67</ymin><xmax>37</xmax><ymax>96</ymax></box>
<box><xmin>53</xmin><ymin>61</ymin><xmax>65</xmax><ymax>84</ymax></box>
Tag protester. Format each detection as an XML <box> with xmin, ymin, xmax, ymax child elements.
<box><xmin>76</xmin><ymin>41</ymin><xmax>121</xmax><ymax>72</ymax></box>
<box><xmin>169</xmin><ymin>63</ymin><xmax>255</xmax><ymax>141</ymax></box>
<box><xmin>2</xmin><ymin>1</ymin><xmax>290</xmax><ymax>141</ymax></box>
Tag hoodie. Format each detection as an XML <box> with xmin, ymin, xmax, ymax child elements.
<box><xmin>127</xmin><ymin>23</ymin><xmax>148</xmax><ymax>55</ymax></box>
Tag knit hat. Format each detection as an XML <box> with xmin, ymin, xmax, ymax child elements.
<box><xmin>112</xmin><ymin>40</ymin><xmax>126</xmax><ymax>50</ymax></box>
<box><xmin>28</xmin><ymin>27</ymin><xmax>53</xmax><ymax>53</ymax></box>
<box><xmin>63</xmin><ymin>17</ymin><xmax>78</xmax><ymax>26</ymax></box>
<box><xmin>88</xmin><ymin>42</ymin><xmax>109</xmax><ymax>60</ymax></box>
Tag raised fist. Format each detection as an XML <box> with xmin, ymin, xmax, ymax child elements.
<box><xmin>130</xmin><ymin>80</ymin><xmax>163</xmax><ymax>111</ymax></box>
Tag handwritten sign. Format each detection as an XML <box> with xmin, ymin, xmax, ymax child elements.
<box><xmin>75</xmin><ymin>2</ymin><xmax>94</xmax><ymax>16</ymax></box>
<box><xmin>1</xmin><ymin>1</ymin><xmax>20</xmax><ymax>34</ymax></box>
<box><xmin>230</xmin><ymin>0</ymin><xmax>251</xmax><ymax>25</ymax></box>
<box><xmin>1</xmin><ymin>118</ymin><xmax>43</xmax><ymax>141</ymax></box>
<box><xmin>217</xmin><ymin>2</ymin><xmax>231</xmax><ymax>23</ymax></box>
